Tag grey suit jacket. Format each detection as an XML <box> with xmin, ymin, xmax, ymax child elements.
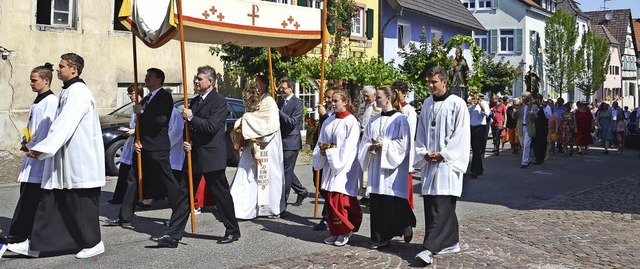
<box><xmin>512</xmin><ymin>103</ymin><xmax>538</xmax><ymax>138</ymax></box>
<box><xmin>278</xmin><ymin>95</ymin><xmax>303</xmax><ymax>151</ymax></box>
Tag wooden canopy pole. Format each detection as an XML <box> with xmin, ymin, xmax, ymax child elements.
<box><xmin>176</xmin><ymin>0</ymin><xmax>197</xmax><ymax>233</ymax></box>
<box><xmin>267</xmin><ymin>47</ymin><xmax>276</xmax><ymax>98</ymax></box>
<box><xmin>314</xmin><ymin>0</ymin><xmax>328</xmax><ymax>219</ymax></box>
<box><xmin>132</xmin><ymin>34</ymin><xmax>143</xmax><ymax>203</ymax></box>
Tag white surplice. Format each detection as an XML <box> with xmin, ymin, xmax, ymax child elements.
<box><xmin>358</xmin><ymin>112</ymin><xmax>411</xmax><ymax>199</ymax></box>
<box><xmin>402</xmin><ymin>104</ymin><xmax>417</xmax><ymax>173</ymax></box>
<box><xmin>312</xmin><ymin>113</ymin><xmax>360</xmax><ymax>197</ymax></box>
<box><xmin>18</xmin><ymin>93</ymin><xmax>58</xmax><ymax>183</ymax></box>
<box><xmin>32</xmin><ymin>81</ymin><xmax>106</xmax><ymax>190</ymax></box>
<box><xmin>230</xmin><ymin>94</ymin><xmax>285</xmax><ymax>219</ymax></box>
<box><xmin>414</xmin><ymin>95</ymin><xmax>470</xmax><ymax>197</ymax></box>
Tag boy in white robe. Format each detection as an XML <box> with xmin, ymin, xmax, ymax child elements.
<box><xmin>359</xmin><ymin>86</ymin><xmax>416</xmax><ymax>249</ymax></box>
<box><xmin>4</xmin><ymin>64</ymin><xmax>58</xmax><ymax>245</ymax></box>
<box><xmin>312</xmin><ymin>90</ymin><xmax>362</xmax><ymax>247</ymax></box>
<box><xmin>413</xmin><ymin>67</ymin><xmax>470</xmax><ymax>266</ymax></box>
<box><xmin>393</xmin><ymin>80</ymin><xmax>418</xmax><ymax>208</ymax></box>
<box><xmin>15</xmin><ymin>53</ymin><xmax>106</xmax><ymax>259</ymax></box>
<box><xmin>230</xmin><ymin>76</ymin><xmax>285</xmax><ymax>219</ymax></box>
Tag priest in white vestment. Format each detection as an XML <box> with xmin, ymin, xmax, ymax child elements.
<box><xmin>16</xmin><ymin>53</ymin><xmax>105</xmax><ymax>259</ymax></box>
<box><xmin>359</xmin><ymin>86</ymin><xmax>416</xmax><ymax>249</ymax></box>
<box><xmin>230</xmin><ymin>76</ymin><xmax>285</xmax><ymax>219</ymax></box>
<box><xmin>413</xmin><ymin>67</ymin><xmax>470</xmax><ymax>266</ymax></box>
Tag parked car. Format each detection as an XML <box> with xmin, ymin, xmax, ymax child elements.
<box><xmin>100</xmin><ymin>95</ymin><xmax>245</xmax><ymax>176</ymax></box>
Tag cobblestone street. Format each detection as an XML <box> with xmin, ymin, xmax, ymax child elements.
<box><xmin>247</xmin><ymin>174</ymin><xmax>640</xmax><ymax>269</ymax></box>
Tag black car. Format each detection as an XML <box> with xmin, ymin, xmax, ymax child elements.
<box><xmin>100</xmin><ymin>96</ymin><xmax>245</xmax><ymax>176</ymax></box>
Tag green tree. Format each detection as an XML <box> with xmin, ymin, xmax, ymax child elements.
<box><xmin>479</xmin><ymin>54</ymin><xmax>522</xmax><ymax>97</ymax></box>
<box><xmin>575</xmin><ymin>30</ymin><xmax>610</xmax><ymax>102</ymax></box>
<box><xmin>544</xmin><ymin>9</ymin><xmax>580</xmax><ymax>100</ymax></box>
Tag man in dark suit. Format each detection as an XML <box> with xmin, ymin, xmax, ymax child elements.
<box><xmin>163</xmin><ymin>65</ymin><xmax>240</xmax><ymax>246</ymax></box>
<box><xmin>105</xmin><ymin>68</ymin><xmax>187</xmax><ymax>244</ymax></box>
<box><xmin>278</xmin><ymin>78</ymin><xmax>309</xmax><ymax>208</ymax></box>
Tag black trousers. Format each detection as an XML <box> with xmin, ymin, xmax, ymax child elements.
<box><xmin>490</xmin><ymin>125</ymin><xmax>503</xmax><ymax>152</ymax></box>
<box><xmin>534</xmin><ymin>128</ymin><xmax>548</xmax><ymax>163</ymax></box>
<box><xmin>120</xmin><ymin>150</ymin><xmax>182</xmax><ymax>223</ymax></box>
<box><xmin>312</xmin><ymin>168</ymin><xmax>327</xmax><ymax>218</ymax></box>
<box><xmin>283</xmin><ymin>150</ymin><xmax>308</xmax><ymax>203</ymax></box>
<box><xmin>9</xmin><ymin>182</ymin><xmax>42</xmax><ymax>240</ymax></box>
<box><xmin>370</xmin><ymin>193</ymin><xmax>416</xmax><ymax>243</ymax></box>
<box><xmin>111</xmin><ymin>163</ymin><xmax>131</xmax><ymax>202</ymax></box>
<box><xmin>173</xmin><ymin>169</ymin><xmax>240</xmax><ymax>239</ymax></box>
<box><xmin>423</xmin><ymin>195</ymin><xmax>459</xmax><ymax>252</ymax></box>
<box><xmin>30</xmin><ymin>188</ymin><xmax>101</xmax><ymax>253</ymax></box>
<box><xmin>470</xmin><ymin>125</ymin><xmax>487</xmax><ymax>175</ymax></box>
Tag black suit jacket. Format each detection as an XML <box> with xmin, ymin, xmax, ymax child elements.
<box><xmin>185</xmin><ymin>90</ymin><xmax>228</xmax><ymax>173</ymax></box>
<box><xmin>139</xmin><ymin>88</ymin><xmax>173</xmax><ymax>152</ymax></box>
<box><xmin>278</xmin><ymin>95</ymin><xmax>303</xmax><ymax>151</ymax></box>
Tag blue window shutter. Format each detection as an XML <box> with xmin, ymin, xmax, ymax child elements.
<box><xmin>366</xmin><ymin>8</ymin><xmax>374</xmax><ymax>40</ymax></box>
<box><xmin>490</xmin><ymin>29</ymin><xmax>498</xmax><ymax>54</ymax></box>
<box><xmin>515</xmin><ymin>29</ymin><xmax>523</xmax><ymax>54</ymax></box>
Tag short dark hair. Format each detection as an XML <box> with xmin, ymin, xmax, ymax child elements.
<box><xmin>32</xmin><ymin>62</ymin><xmax>54</xmax><ymax>82</ymax></box>
<box><xmin>392</xmin><ymin>80</ymin><xmax>409</xmax><ymax>94</ymax></box>
<box><xmin>279</xmin><ymin>77</ymin><xmax>294</xmax><ymax>90</ymax></box>
<box><xmin>255</xmin><ymin>75</ymin><xmax>269</xmax><ymax>87</ymax></box>
<box><xmin>61</xmin><ymin>53</ymin><xmax>85</xmax><ymax>75</ymax></box>
<box><xmin>426</xmin><ymin>66</ymin><xmax>448</xmax><ymax>82</ymax></box>
<box><xmin>127</xmin><ymin>83</ymin><xmax>143</xmax><ymax>97</ymax></box>
<box><xmin>146</xmin><ymin>68</ymin><xmax>165</xmax><ymax>85</ymax></box>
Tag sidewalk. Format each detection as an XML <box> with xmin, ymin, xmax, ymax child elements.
<box><xmin>244</xmin><ymin>174</ymin><xmax>640</xmax><ymax>268</ymax></box>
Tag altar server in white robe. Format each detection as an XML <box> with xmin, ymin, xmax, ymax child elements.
<box><xmin>413</xmin><ymin>67</ymin><xmax>470</xmax><ymax>266</ymax></box>
<box><xmin>359</xmin><ymin>86</ymin><xmax>416</xmax><ymax>249</ymax></box>
<box><xmin>313</xmin><ymin>90</ymin><xmax>362</xmax><ymax>247</ymax></box>
<box><xmin>230</xmin><ymin>75</ymin><xmax>285</xmax><ymax>219</ymax></box>
<box><xmin>4</xmin><ymin>63</ymin><xmax>58</xmax><ymax>246</ymax></box>
<box><xmin>393</xmin><ymin>80</ymin><xmax>417</xmax><ymax>209</ymax></box>
<box><xmin>15</xmin><ymin>53</ymin><xmax>106</xmax><ymax>259</ymax></box>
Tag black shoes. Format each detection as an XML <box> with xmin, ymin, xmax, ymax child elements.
<box><xmin>468</xmin><ymin>173</ymin><xmax>478</xmax><ymax>179</ymax></box>
<box><xmin>313</xmin><ymin>219</ymin><xmax>328</xmax><ymax>231</ymax></box>
<box><xmin>103</xmin><ymin>218</ymin><xmax>132</xmax><ymax>229</ymax></box>
<box><xmin>149</xmin><ymin>235</ymin><xmax>178</xmax><ymax>248</ymax></box>
<box><xmin>520</xmin><ymin>164</ymin><xmax>528</xmax><ymax>169</ymax></box>
<box><xmin>217</xmin><ymin>233</ymin><xmax>240</xmax><ymax>244</ymax></box>
<box><xmin>359</xmin><ymin>197</ymin><xmax>370</xmax><ymax>207</ymax></box>
<box><xmin>404</xmin><ymin>226</ymin><xmax>413</xmax><ymax>243</ymax></box>
<box><xmin>292</xmin><ymin>194</ymin><xmax>306</xmax><ymax>206</ymax></box>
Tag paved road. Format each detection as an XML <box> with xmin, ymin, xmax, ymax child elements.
<box><xmin>0</xmin><ymin>145</ymin><xmax>638</xmax><ymax>268</ymax></box>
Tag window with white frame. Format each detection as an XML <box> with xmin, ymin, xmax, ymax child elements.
<box><xmin>309</xmin><ymin>0</ymin><xmax>323</xmax><ymax>9</ymax></box>
<box><xmin>36</xmin><ymin>0</ymin><xmax>77</xmax><ymax>27</ymax></box>
<box><xmin>462</xmin><ymin>0</ymin><xmax>492</xmax><ymax>10</ymax></box>
<box><xmin>474</xmin><ymin>34</ymin><xmax>489</xmax><ymax>52</ymax></box>
<box><xmin>351</xmin><ymin>6</ymin><xmax>364</xmax><ymax>38</ymax></box>
<box><xmin>431</xmin><ymin>28</ymin><xmax>443</xmax><ymax>43</ymax></box>
<box><xmin>275</xmin><ymin>0</ymin><xmax>290</xmax><ymax>4</ymax></box>
<box><xmin>499</xmin><ymin>29</ymin><xmax>515</xmax><ymax>53</ymax></box>
<box><xmin>397</xmin><ymin>22</ymin><xmax>411</xmax><ymax>49</ymax></box>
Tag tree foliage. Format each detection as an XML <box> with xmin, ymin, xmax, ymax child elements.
<box><xmin>544</xmin><ymin>9</ymin><xmax>580</xmax><ymax>99</ymax></box>
<box><xmin>575</xmin><ymin>30</ymin><xmax>610</xmax><ymax>102</ymax></box>
<box><xmin>398</xmin><ymin>28</ymin><xmax>484</xmax><ymax>102</ymax></box>
<box><xmin>479</xmin><ymin>55</ymin><xmax>522</xmax><ymax>97</ymax></box>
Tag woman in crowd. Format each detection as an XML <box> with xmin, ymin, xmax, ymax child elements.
<box><xmin>359</xmin><ymin>86</ymin><xmax>416</xmax><ymax>249</ymax></box>
<box><xmin>312</xmin><ymin>90</ymin><xmax>362</xmax><ymax>247</ymax></box>
<box><xmin>574</xmin><ymin>102</ymin><xmax>594</xmax><ymax>155</ymax></box>
<box><xmin>595</xmin><ymin>102</ymin><xmax>614</xmax><ymax>154</ymax></box>
<box><xmin>611</xmin><ymin>102</ymin><xmax>627</xmax><ymax>154</ymax></box>
<box><xmin>505</xmin><ymin>98</ymin><xmax>520</xmax><ymax>154</ymax></box>
<box><xmin>558</xmin><ymin>103</ymin><xmax>576</xmax><ymax>156</ymax></box>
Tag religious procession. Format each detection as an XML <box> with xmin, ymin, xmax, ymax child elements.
<box><xmin>1</xmin><ymin>0</ymin><xmax>639</xmax><ymax>268</ymax></box>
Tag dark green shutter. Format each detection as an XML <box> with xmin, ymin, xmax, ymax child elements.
<box><xmin>297</xmin><ymin>0</ymin><xmax>308</xmax><ymax>7</ymax></box>
<box><xmin>492</xmin><ymin>0</ymin><xmax>499</xmax><ymax>10</ymax></box>
<box><xmin>515</xmin><ymin>29</ymin><xmax>523</xmax><ymax>54</ymax></box>
<box><xmin>490</xmin><ymin>29</ymin><xmax>498</xmax><ymax>54</ymax></box>
<box><xmin>365</xmin><ymin>8</ymin><xmax>374</xmax><ymax>39</ymax></box>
